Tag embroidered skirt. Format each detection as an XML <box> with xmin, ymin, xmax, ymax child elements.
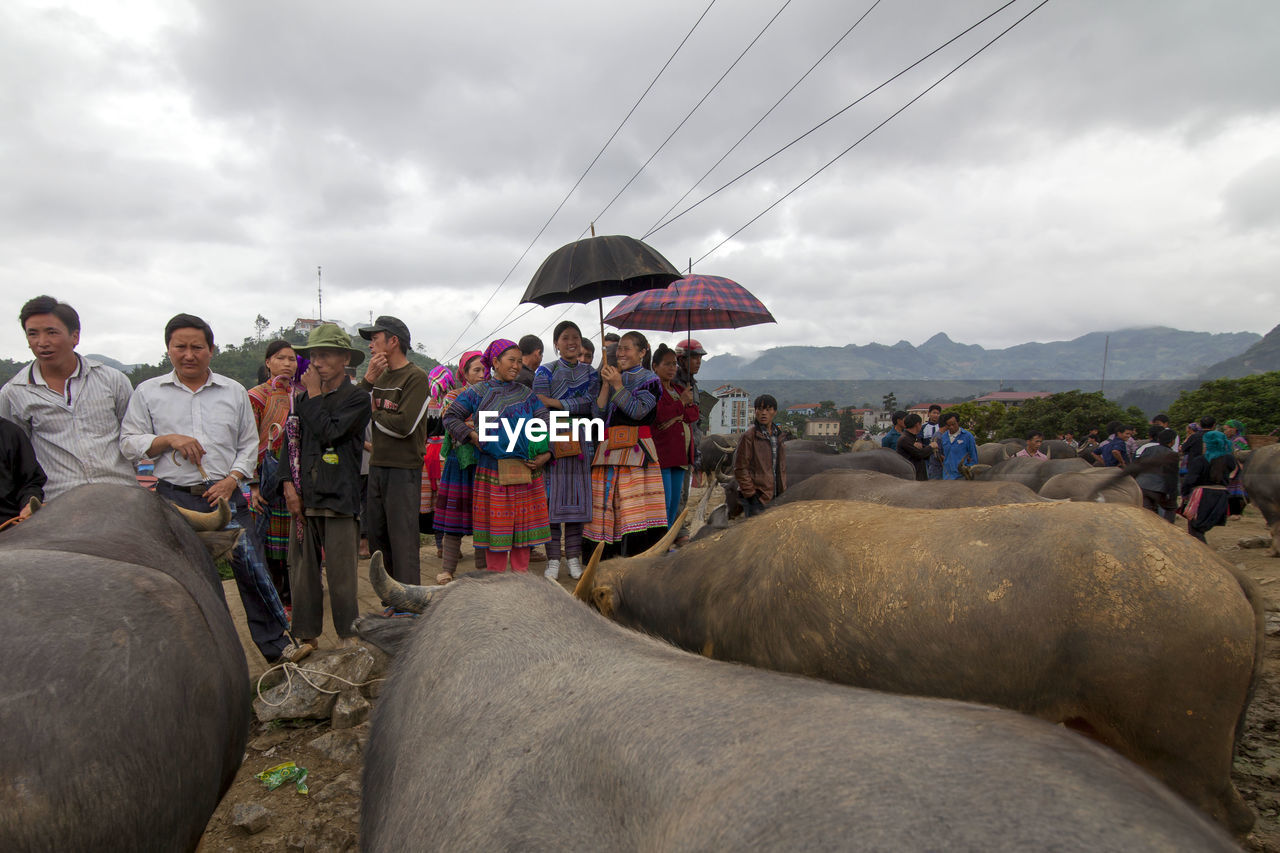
<box><xmin>584</xmin><ymin>437</ymin><xmax>667</xmax><ymax>544</ymax></box>
<box><xmin>434</xmin><ymin>453</ymin><xmax>477</xmax><ymax>536</ymax></box>
<box><xmin>471</xmin><ymin>459</ymin><xmax>551</xmax><ymax>552</ymax></box>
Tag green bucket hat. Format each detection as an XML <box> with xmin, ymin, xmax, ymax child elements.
<box><xmin>295</xmin><ymin>323</ymin><xmax>365</xmax><ymax>367</ymax></box>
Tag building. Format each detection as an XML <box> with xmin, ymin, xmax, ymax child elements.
<box><xmin>971</xmin><ymin>391</ymin><xmax>1053</xmax><ymax>408</ymax></box>
<box><xmin>708</xmin><ymin>385</ymin><xmax>752</xmax><ymax>434</ymax></box>
<box><xmin>293</xmin><ymin>318</ymin><xmax>323</xmax><ymax>334</ymax></box>
<box><xmin>840</xmin><ymin>407</ymin><xmax>878</xmax><ymax>430</ymax></box>
<box><xmin>786</xmin><ymin>403</ymin><xmax>818</xmax><ymax>416</ymax></box>
<box><xmin>804</xmin><ymin>418</ymin><xmax>840</xmax><ymax>440</ymax></box>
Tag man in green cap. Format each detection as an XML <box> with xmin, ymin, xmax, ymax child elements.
<box><xmin>277</xmin><ymin>324</ymin><xmax>371</xmax><ymax>661</ymax></box>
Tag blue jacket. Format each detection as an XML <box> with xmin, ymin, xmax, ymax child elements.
<box><xmin>937</xmin><ymin>428</ymin><xmax>978</xmax><ymax>480</ymax></box>
<box><xmin>880</xmin><ymin>428</ymin><xmax>901</xmax><ymax>449</ymax></box>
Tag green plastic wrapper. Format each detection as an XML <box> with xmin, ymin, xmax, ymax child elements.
<box><xmin>255</xmin><ymin>761</ymin><xmax>309</xmax><ymax>794</ymax></box>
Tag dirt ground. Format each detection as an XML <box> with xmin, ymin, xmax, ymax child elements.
<box><xmin>200</xmin><ymin>493</ymin><xmax>1280</xmax><ymax>851</ymax></box>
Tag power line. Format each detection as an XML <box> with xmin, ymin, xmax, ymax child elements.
<box><xmin>643</xmin><ymin>0</ymin><xmax>885</xmax><ymax>238</ymax></box>
<box><xmin>437</xmin><ymin>0</ymin><xmax>719</xmax><ymax>362</ymax></box>
<box><xmin>693</xmin><ymin>0</ymin><xmax>1054</xmax><ymax>267</ymax></box>
<box><xmin>644</xmin><ymin>0</ymin><xmax>1023</xmax><ymax>240</ymax></box>
<box><xmin>580</xmin><ymin>0</ymin><xmax>796</xmax><ymax>239</ymax></box>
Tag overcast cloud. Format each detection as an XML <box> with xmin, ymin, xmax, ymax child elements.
<box><xmin>2</xmin><ymin>0</ymin><xmax>1277</xmax><ymax>366</ymax></box>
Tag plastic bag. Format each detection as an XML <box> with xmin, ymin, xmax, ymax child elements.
<box><xmin>255</xmin><ymin>761</ymin><xmax>309</xmax><ymax>794</ymax></box>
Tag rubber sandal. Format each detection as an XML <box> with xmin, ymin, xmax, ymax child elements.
<box><xmin>436</xmin><ymin>572</ymin><xmax>454</xmax><ymax>585</ymax></box>
<box><xmin>280</xmin><ymin>641</ymin><xmax>317</xmax><ymax>664</ymax></box>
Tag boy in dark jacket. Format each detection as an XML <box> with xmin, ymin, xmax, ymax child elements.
<box><xmin>734</xmin><ymin>395</ymin><xmax>786</xmax><ymax>518</ymax></box>
<box><xmin>896</xmin><ymin>413</ymin><xmax>935</xmax><ymax>481</ymax></box>
<box><xmin>279</xmin><ymin>326</ymin><xmax>372</xmax><ymax>660</ymax></box>
<box><xmin>0</xmin><ymin>416</ymin><xmax>45</xmax><ymax>525</ymax></box>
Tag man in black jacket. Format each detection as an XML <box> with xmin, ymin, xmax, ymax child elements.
<box><xmin>279</xmin><ymin>326</ymin><xmax>371</xmax><ymax>660</ymax></box>
<box><xmin>896</xmin><ymin>413</ymin><xmax>936</xmax><ymax>482</ymax></box>
<box><xmin>1</xmin><ymin>416</ymin><xmax>46</xmax><ymax>525</ymax></box>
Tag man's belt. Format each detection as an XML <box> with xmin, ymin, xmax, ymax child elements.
<box><xmin>157</xmin><ymin>479</ymin><xmax>209</xmax><ymax>496</ymax></box>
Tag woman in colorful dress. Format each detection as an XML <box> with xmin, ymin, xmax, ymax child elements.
<box><xmin>584</xmin><ymin>330</ymin><xmax>668</xmax><ymax>558</ymax></box>
<box><xmin>651</xmin><ymin>343</ymin><xmax>701</xmax><ymax>529</ymax></box>
<box><xmin>420</xmin><ymin>365</ymin><xmax>455</xmax><ymax>552</ymax></box>
<box><xmin>443</xmin><ymin>339</ymin><xmax>552</xmax><ymax>575</ymax></box>
<box><xmin>1181</xmin><ymin>430</ymin><xmax>1238</xmax><ymax>542</ymax></box>
<box><xmin>248</xmin><ymin>340</ymin><xmax>299</xmax><ymax>605</ymax></box>
<box><xmin>434</xmin><ymin>351</ymin><xmax>488</xmax><ymax>583</ymax></box>
<box><xmin>533</xmin><ymin>321</ymin><xmax>599</xmax><ymax>581</ymax></box>
<box><xmin>1223</xmin><ymin>419</ymin><xmax>1250</xmax><ymax>516</ymax></box>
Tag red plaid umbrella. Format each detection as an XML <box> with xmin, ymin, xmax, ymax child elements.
<box><xmin>603</xmin><ymin>274</ymin><xmax>775</xmax><ymax>333</ymax></box>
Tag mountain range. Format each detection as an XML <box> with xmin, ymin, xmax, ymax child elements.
<box><xmin>700</xmin><ymin>327</ymin><xmax>1263</xmax><ymax>382</ymax></box>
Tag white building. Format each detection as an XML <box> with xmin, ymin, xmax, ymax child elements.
<box><xmin>708</xmin><ymin>385</ymin><xmax>751</xmax><ymax>434</ymax></box>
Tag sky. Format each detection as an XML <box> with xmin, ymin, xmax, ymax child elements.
<box><xmin>2</xmin><ymin>0</ymin><xmax>1277</xmax><ymax>367</ymax></box>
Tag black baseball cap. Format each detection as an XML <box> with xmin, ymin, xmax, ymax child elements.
<box><xmin>359</xmin><ymin>315</ymin><xmax>411</xmax><ymax>349</ymax></box>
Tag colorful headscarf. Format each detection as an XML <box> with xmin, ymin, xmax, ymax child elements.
<box><xmin>1186</xmin><ymin>423</ymin><xmax>1201</xmax><ymax>433</ymax></box>
<box><xmin>456</xmin><ymin>350</ymin><xmax>488</xmax><ymax>385</ymax></box>
<box><xmin>483</xmin><ymin>338</ymin><xmax>519</xmax><ymax>370</ymax></box>
<box><xmin>1203</xmin><ymin>430</ymin><xmax>1232</xmax><ymax>463</ymax></box>
<box><xmin>428</xmin><ymin>365</ymin><xmax>456</xmax><ymax>405</ymax></box>
<box><xmin>1224</xmin><ymin>419</ymin><xmax>1245</xmax><ymax>433</ymax></box>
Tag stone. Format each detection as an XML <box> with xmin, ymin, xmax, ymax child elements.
<box><xmin>309</xmin><ymin>723</ymin><xmax>369</xmax><ymax>765</ymax></box>
<box><xmin>331</xmin><ymin>688</ymin><xmax>370</xmax><ymax>730</ymax></box>
<box><xmin>254</xmin><ymin>647</ymin><xmax>376</xmax><ymax>723</ymax></box>
<box><xmin>249</xmin><ymin>727</ymin><xmax>293</xmax><ymax>751</ymax></box>
<box><xmin>1238</xmin><ymin>535</ymin><xmax>1273</xmax><ymax>549</ymax></box>
<box><xmin>232</xmin><ymin>802</ymin><xmax>272</xmax><ymax>835</ymax></box>
<box><xmin>313</xmin><ymin>771</ymin><xmax>361</xmax><ymax>804</ymax></box>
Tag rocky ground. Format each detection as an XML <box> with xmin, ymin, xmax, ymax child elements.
<box><xmin>201</xmin><ymin>493</ymin><xmax>1280</xmax><ymax>851</ymax></box>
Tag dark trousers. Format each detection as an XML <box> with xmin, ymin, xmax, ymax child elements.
<box><xmin>157</xmin><ymin>481</ymin><xmax>289</xmax><ymax>662</ymax></box>
<box><xmin>289</xmin><ymin>514</ymin><xmax>360</xmax><ymax>640</ymax></box>
<box><xmin>366</xmin><ymin>465</ymin><xmax>423</xmax><ymax>585</ymax></box>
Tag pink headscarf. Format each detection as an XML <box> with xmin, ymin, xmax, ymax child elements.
<box><xmin>483</xmin><ymin>338</ymin><xmax>519</xmax><ymax>370</ymax></box>
<box><xmin>457</xmin><ymin>350</ymin><xmax>488</xmax><ymax>385</ymax></box>
<box><xmin>428</xmin><ymin>365</ymin><xmax>456</xmax><ymax>405</ymax></box>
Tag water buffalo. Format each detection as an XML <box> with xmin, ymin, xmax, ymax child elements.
<box><xmin>1039</xmin><ymin>468</ymin><xmax>1142</xmax><ymax>504</ymax></box>
<box><xmin>0</xmin><ymin>484</ymin><xmax>250</xmax><ymax>851</ymax></box>
<box><xmin>358</xmin><ymin>570</ymin><xmax>1235</xmax><ymax>851</ymax></box>
<box><xmin>573</xmin><ymin>500</ymin><xmax>1263</xmax><ymax>833</ymax></box>
<box><xmin>976</xmin><ymin>441</ymin><xmax>1015</xmax><ymax>465</ymax></box>
<box><xmin>771</xmin><ymin>468</ymin><xmax>1047</xmax><ymax>508</ymax></box>
<box><xmin>783</xmin><ymin>438</ymin><xmax>838</xmax><ymax>454</ymax></box>
<box><xmin>697</xmin><ymin>433</ymin><xmax>736</xmax><ymax>477</ymax></box>
<box><xmin>1042</xmin><ymin>438</ymin><xmax>1083</xmax><ymax>459</ymax></box>
<box><xmin>849</xmin><ymin>436</ymin><xmax>879</xmax><ymax>452</ymax></box>
<box><xmin>1243</xmin><ymin>444</ymin><xmax>1280</xmax><ymax>554</ymax></box>
<box><xmin>973</xmin><ymin>455</ymin><xmax>1094</xmax><ymax>490</ymax></box>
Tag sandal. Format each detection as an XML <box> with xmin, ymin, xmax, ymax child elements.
<box><xmin>436</xmin><ymin>571</ymin><xmax>454</xmax><ymax>585</ymax></box>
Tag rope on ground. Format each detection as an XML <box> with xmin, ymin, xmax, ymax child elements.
<box><xmin>255</xmin><ymin>661</ymin><xmax>385</xmax><ymax>707</ymax></box>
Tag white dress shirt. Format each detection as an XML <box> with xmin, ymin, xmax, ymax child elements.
<box><xmin>120</xmin><ymin>370</ymin><xmax>258</xmax><ymax>486</ymax></box>
<box><xmin>0</xmin><ymin>355</ymin><xmax>138</xmax><ymax>500</ymax></box>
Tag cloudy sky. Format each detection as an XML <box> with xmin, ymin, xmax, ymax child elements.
<box><xmin>2</xmin><ymin>0</ymin><xmax>1277</xmax><ymax>367</ymax></box>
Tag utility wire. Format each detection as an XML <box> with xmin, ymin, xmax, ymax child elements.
<box><xmin>643</xmin><ymin>0</ymin><xmax>884</xmax><ymax>238</ymax></box>
<box><xmin>645</xmin><ymin>0</ymin><xmax>1022</xmax><ymax>240</ymax></box>
<box><xmin>580</xmin><ymin>0</ymin><xmax>795</xmax><ymax>239</ymax></box>
<box><xmin>437</xmin><ymin>0</ymin><xmax>719</xmax><ymax>362</ymax></box>
<box><xmin>692</xmin><ymin>0</ymin><xmax>1053</xmax><ymax>267</ymax></box>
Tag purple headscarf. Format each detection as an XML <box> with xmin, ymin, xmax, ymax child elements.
<box><xmin>428</xmin><ymin>364</ymin><xmax>456</xmax><ymax>405</ymax></box>
<box><xmin>457</xmin><ymin>350</ymin><xmax>488</xmax><ymax>385</ymax></box>
<box><xmin>483</xmin><ymin>338</ymin><xmax>520</xmax><ymax>370</ymax></box>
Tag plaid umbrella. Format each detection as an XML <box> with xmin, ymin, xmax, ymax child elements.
<box><xmin>603</xmin><ymin>274</ymin><xmax>775</xmax><ymax>333</ymax></box>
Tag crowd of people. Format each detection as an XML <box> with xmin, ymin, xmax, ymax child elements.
<box><xmin>0</xmin><ymin>296</ymin><xmax>716</xmax><ymax>664</ymax></box>
<box><xmin>881</xmin><ymin>406</ymin><xmax>1254</xmax><ymax>543</ymax></box>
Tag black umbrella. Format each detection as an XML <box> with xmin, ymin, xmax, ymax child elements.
<box><xmin>521</xmin><ymin>234</ymin><xmax>682</xmax><ymax>341</ymax></box>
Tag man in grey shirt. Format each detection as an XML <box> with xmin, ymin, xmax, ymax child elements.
<box><xmin>120</xmin><ymin>313</ymin><xmax>290</xmax><ymax>663</ymax></box>
<box><xmin>0</xmin><ymin>296</ymin><xmax>137</xmax><ymax>500</ymax></box>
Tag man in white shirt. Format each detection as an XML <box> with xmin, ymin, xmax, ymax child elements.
<box><xmin>0</xmin><ymin>296</ymin><xmax>137</xmax><ymax>500</ymax></box>
<box><xmin>920</xmin><ymin>404</ymin><xmax>944</xmax><ymax>480</ymax></box>
<box><xmin>120</xmin><ymin>313</ymin><xmax>290</xmax><ymax>663</ymax></box>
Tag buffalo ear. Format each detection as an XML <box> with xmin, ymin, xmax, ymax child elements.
<box><xmin>197</xmin><ymin>529</ymin><xmax>242</xmax><ymax>563</ymax></box>
<box><xmin>592</xmin><ymin>585</ymin><xmax>616</xmax><ymax>618</ymax></box>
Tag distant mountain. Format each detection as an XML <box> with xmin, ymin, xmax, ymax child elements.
<box><xmin>1196</xmin><ymin>323</ymin><xmax>1280</xmax><ymax>379</ymax></box>
<box><xmin>700</xmin><ymin>327</ymin><xmax>1261</xmax><ymax>382</ymax></box>
<box><xmin>85</xmin><ymin>353</ymin><xmax>139</xmax><ymax>372</ymax></box>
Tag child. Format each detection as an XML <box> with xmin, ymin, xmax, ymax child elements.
<box><xmin>733</xmin><ymin>395</ymin><xmax>786</xmax><ymax>518</ymax></box>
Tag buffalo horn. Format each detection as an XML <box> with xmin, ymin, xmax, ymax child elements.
<box><xmin>635</xmin><ymin>507</ymin><xmax>689</xmax><ymax>560</ymax></box>
<box><xmin>693</xmin><ymin>479</ymin><xmax>714</xmax><ymax>529</ymax></box>
<box><xmin>369</xmin><ymin>551</ymin><xmax>441</xmax><ymax>613</ymax></box>
<box><xmin>573</xmin><ymin>542</ymin><xmax>605</xmax><ymax>602</ymax></box>
<box><xmin>172</xmin><ymin>498</ymin><xmax>231</xmax><ymax>532</ymax></box>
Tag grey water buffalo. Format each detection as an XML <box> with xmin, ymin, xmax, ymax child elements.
<box><xmin>849</xmin><ymin>436</ymin><xmax>879</xmax><ymax>452</ymax></box>
<box><xmin>358</xmin><ymin>570</ymin><xmax>1235</xmax><ymax>851</ymax></box>
<box><xmin>574</xmin><ymin>500</ymin><xmax>1263</xmax><ymax>833</ymax></box>
<box><xmin>0</xmin><ymin>484</ymin><xmax>250</xmax><ymax>851</ymax></box>
<box><xmin>697</xmin><ymin>433</ymin><xmax>737</xmax><ymax>477</ymax></box>
<box><xmin>783</xmin><ymin>438</ymin><xmax>838</xmax><ymax>454</ymax></box>
<box><xmin>771</xmin><ymin>468</ymin><xmax>1047</xmax><ymax>508</ymax></box>
<box><xmin>1039</xmin><ymin>468</ymin><xmax>1142</xmax><ymax>504</ymax></box>
<box><xmin>1243</xmin><ymin>443</ymin><xmax>1280</xmax><ymax>553</ymax></box>
<box><xmin>973</xmin><ymin>455</ymin><xmax>1094</xmax><ymax>490</ymax></box>
<box><xmin>977</xmin><ymin>441</ymin><xmax>1015</xmax><ymax>465</ymax></box>
<box><xmin>1042</xmin><ymin>438</ymin><xmax>1084</xmax><ymax>458</ymax></box>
